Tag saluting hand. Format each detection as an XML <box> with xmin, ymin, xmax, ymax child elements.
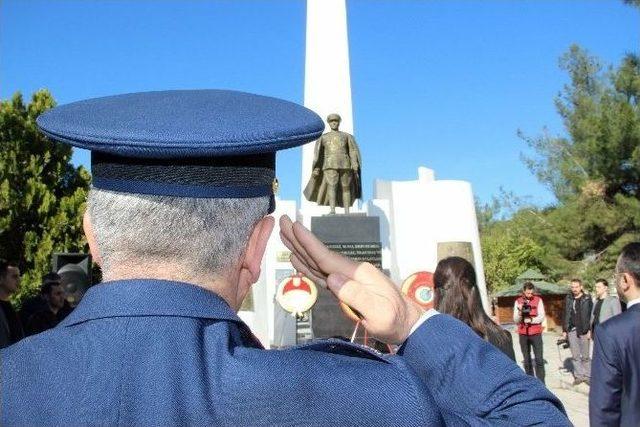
<box><xmin>279</xmin><ymin>215</ymin><xmax>424</xmax><ymax>344</ymax></box>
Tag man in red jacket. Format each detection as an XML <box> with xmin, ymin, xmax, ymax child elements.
<box><xmin>514</xmin><ymin>282</ymin><xmax>546</xmax><ymax>384</ymax></box>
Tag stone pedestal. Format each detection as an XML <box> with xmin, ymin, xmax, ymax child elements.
<box><xmin>310</xmin><ymin>214</ymin><xmax>381</xmax><ymax>339</ymax></box>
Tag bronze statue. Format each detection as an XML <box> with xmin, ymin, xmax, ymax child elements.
<box><xmin>304</xmin><ymin>113</ymin><xmax>362</xmax><ymax>214</ymax></box>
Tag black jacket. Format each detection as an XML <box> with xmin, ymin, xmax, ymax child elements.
<box><xmin>563</xmin><ymin>293</ymin><xmax>593</xmax><ymax>335</ymax></box>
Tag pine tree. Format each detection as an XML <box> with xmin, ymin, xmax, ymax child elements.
<box><xmin>483</xmin><ymin>47</ymin><xmax>640</xmax><ymax>289</ymax></box>
<box><xmin>520</xmin><ymin>45</ymin><xmax>640</xmax><ymax>202</ymax></box>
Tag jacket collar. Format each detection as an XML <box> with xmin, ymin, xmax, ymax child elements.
<box><xmin>626</xmin><ymin>297</ymin><xmax>640</xmax><ymax>310</ymax></box>
<box><xmin>61</xmin><ymin>279</ymin><xmax>242</xmax><ymax>327</ymax></box>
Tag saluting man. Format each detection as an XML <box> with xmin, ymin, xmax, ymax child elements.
<box><xmin>1</xmin><ymin>90</ymin><xmax>568</xmax><ymax>426</ymax></box>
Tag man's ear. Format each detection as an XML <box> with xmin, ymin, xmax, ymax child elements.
<box><xmin>241</xmin><ymin>216</ymin><xmax>275</xmax><ymax>282</ymax></box>
<box><xmin>621</xmin><ymin>272</ymin><xmax>634</xmax><ymax>293</ymax></box>
<box><xmin>83</xmin><ymin>211</ymin><xmax>103</xmax><ymax>267</ymax></box>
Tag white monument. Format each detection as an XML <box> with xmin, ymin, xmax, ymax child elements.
<box><xmin>240</xmin><ymin>0</ymin><xmax>488</xmax><ymax>348</ymax></box>
<box><xmin>369</xmin><ymin>168</ymin><xmax>487</xmax><ymax>300</ymax></box>
<box><xmin>299</xmin><ymin>0</ymin><xmax>364</xmax><ymax>224</ymax></box>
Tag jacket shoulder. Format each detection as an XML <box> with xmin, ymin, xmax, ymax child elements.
<box><xmin>294</xmin><ymin>339</ymin><xmax>389</xmax><ymax>363</ymax></box>
<box><xmin>599</xmin><ymin>306</ymin><xmax>639</xmax><ymax>333</ymax></box>
<box><xmin>601</xmin><ymin>307</ymin><xmax>640</xmax><ymax>328</ymax></box>
<box><xmin>606</xmin><ymin>296</ymin><xmax>621</xmax><ymax>307</ymax></box>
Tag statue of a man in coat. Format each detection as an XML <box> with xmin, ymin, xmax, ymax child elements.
<box><xmin>304</xmin><ymin>113</ymin><xmax>362</xmax><ymax>214</ymax></box>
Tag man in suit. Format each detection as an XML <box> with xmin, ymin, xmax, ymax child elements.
<box><xmin>591</xmin><ymin>278</ymin><xmax>622</xmax><ymax>336</ymax></box>
<box><xmin>1</xmin><ymin>90</ymin><xmax>568</xmax><ymax>426</ymax></box>
<box><xmin>590</xmin><ymin>242</ymin><xmax>640</xmax><ymax>426</ymax></box>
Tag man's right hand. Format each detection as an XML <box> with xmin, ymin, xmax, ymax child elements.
<box><xmin>562</xmin><ymin>332</ymin><xmax>567</xmax><ymax>339</ymax></box>
<box><xmin>279</xmin><ymin>215</ymin><xmax>424</xmax><ymax>344</ymax></box>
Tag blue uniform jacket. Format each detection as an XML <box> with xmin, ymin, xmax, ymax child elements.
<box><xmin>590</xmin><ymin>304</ymin><xmax>640</xmax><ymax>427</ymax></box>
<box><xmin>1</xmin><ymin>279</ymin><xmax>567</xmax><ymax>426</ymax></box>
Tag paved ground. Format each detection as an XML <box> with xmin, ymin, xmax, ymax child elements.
<box><xmin>511</xmin><ymin>331</ymin><xmax>590</xmax><ymax>426</ymax></box>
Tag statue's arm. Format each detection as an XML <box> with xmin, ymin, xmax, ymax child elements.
<box><xmin>312</xmin><ymin>137</ymin><xmax>323</xmax><ymax>170</ymax></box>
<box><xmin>348</xmin><ymin>135</ymin><xmax>360</xmax><ymax>169</ymax></box>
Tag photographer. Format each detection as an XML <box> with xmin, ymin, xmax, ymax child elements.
<box><xmin>514</xmin><ymin>282</ymin><xmax>546</xmax><ymax>384</ymax></box>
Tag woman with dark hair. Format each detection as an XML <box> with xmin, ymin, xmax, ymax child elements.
<box><xmin>434</xmin><ymin>256</ymin><xmax>516</xmax><ymax>360</ymax></box>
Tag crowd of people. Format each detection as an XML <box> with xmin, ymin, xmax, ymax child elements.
<box><xmin>0</xmin><ymin>262</ymin><xmax>71</xmax><ymax>349</ymax></box>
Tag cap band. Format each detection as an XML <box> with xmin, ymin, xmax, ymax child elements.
<box><xmin>92</xmin><ymin>177</ymin><xmax>274</xmax><ymax>199</ymax></box>
<box><xmin>91</xmin><ymin>152</ymin><xmax>277</xmax><ymax>211</ymax></box>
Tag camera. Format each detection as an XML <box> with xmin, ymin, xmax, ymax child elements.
<box><xmin>521</xmin><ymin>301</ymin><xmax>532</xmax><ymax>318</ymax></box>
<box><xmin>556</xmin><ymin>338</ymin><xmax>570</xmax><ymax>349</ymax></box>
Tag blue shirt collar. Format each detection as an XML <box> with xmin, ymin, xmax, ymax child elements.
<box><xmin>61</xmin><ymin>279</ymin><xmax>242</xmax><ymax>326</ymax></box>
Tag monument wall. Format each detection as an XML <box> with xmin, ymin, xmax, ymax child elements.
<box><xmin>372</xmin><ymin>167</ymin><xmax>489</xmax><ymax>311</ymax></box>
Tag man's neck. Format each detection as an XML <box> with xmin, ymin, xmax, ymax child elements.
<box><xmin>625</xmin><ymin>290</ymin><xmax>640</xmax><ymax>306</ymax></box>
<box><xmin>0</xmin><ymin>289</ymin><xmax>10</xmax><ymax>302</ymax></box>
<box><xmin>104</xmin><ymin>267</ymin><xmax>236</xmax><ymax>309</ymax></box>
<box><xmin>574</xmin><ymin>292</ymin><xmax>583</xmax><ymax>299</ymax></box>
<box><xmin>48</xmin><ymin>303</ymin><xmax>59</xmax><ymax>315</ymax></box>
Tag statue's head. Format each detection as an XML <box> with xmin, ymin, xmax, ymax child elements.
<box><xmin>327</xmin><ymin>113</ymin><xmax>341</xmax><ymax>131</ymax></box>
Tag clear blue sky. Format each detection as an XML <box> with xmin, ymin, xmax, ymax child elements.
<box><xmin>2</xmin><ymin>0</ymin><xmax>638</xmax><ymax>207</ymax></box>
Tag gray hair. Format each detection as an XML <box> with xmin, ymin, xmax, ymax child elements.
<box><xmin>87</xmin><ymin>188</ymin><xmax>269</xmax><ymax>281</ymax></box>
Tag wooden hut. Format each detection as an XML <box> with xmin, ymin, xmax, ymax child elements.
<box><xmin>493</xmin><ymin>269</ymin><xmax>569</xmax><ymax>332</ymax></box>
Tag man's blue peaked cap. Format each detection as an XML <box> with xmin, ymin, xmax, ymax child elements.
<box><xmin>36</xmin><ymin>89</ymin><xmax>324</xmax><ymax>157</ymax></box>
<box><xmin>36</xmin><ymin>90</ymin><xmax>324</xmax><ymax>212</ymax></box>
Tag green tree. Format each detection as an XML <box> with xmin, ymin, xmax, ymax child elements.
<box><xmin>483</xmin><ymin>46</ymin><xmax>640</xmax><ymax>290</ymax></box>
<box><xmin>0</xmin><ymin>90</ymin><xmax>90</xmax><ymax>305</ymax></box>
<box><xmin>520</xmin><ymin>45</ymin><xmax>640</xmax><ymax>202</ymax></box>
<box><xmin>481</xmin><ymin>192</ymin><xmax>640</xmax><ymax>290</ymax></box>
<box><xmin>481</xmin><ymin>223</ymin><xmax>546</xmax><ymax>292</ymax></box>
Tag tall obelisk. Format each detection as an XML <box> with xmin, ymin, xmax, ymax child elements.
<box><xmin>301</xmin><ymin>0</ymin><xmax>354</xmax><ymax>213</ymax></box>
